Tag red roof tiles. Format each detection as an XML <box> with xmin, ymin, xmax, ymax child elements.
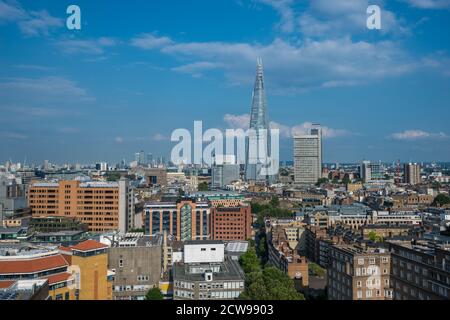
<box><xmin>69</xmin><ymin>240</ymin><xmax>108</xmax><ymax>252</ymax></box>
<box><xmin>0</xmin><ymin>254</ymin><xmax>68</xmax><ymax>275</ymax></box>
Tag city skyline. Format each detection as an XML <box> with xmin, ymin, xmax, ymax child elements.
<box><xmin>1</xmin><ymin>0</ymin><xmax>450</xmax><ymax>164</ymax></box>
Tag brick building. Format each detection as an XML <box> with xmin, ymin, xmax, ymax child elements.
<box><xmin>211</xmin><ymin>206</ymin><xmax>252</xmax><ymax>241</ymax></box>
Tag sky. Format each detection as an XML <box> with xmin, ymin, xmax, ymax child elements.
<box><xmin>1</xmin><ymin>0</ymin><xmax>450</xmax><ymax>165</ymax></box>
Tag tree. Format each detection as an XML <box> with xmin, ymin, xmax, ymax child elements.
<box><xmin>342</xmin><ymin>174</ymin><xmax>351</xmax><ymax>185</ymax></box>
<box><xmin>433</xmin><ymin>194</ymin><xmax>450</xmax><ymax>207</ymax></box>
<box><xmin>197</xmin><ymin>182</ymin><xmax>209</xmax><ymax>191</ymax></box>
<box><xmin>269</xmin><ymin>196</ymin><xmax>280</xmax><ymax>207</ymax></box>
<box><xmin>239</xmin><ymin>247</ymin><xmax>261</xmax><ymax>274</ymax></box>
<box><xmin>316</xmin><ymin>178</ymin><xmax>329</xmax><ymax>187</ymax></box>
<box><xmin>145</xmin><ymin>287</ymin><xmax>163</xmax><ymax>300</ymax></box>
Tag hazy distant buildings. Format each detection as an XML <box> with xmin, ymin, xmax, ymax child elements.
<box><xmin>360</xmin><ymin>161</ymin><xmax>385</xmax><ymax>182</ymax></box>
<box><xmin>404</xmin><ymin>163</ymin><xmax>422</xmax><ymax>185</ymax></box>
<box><xmin>294</xmin><ymin>126</ymin><xmax>322</xmax><ymax>185</ymax></box>
<box><xmin>211</xmin><ymin>164</ymin><xmax>240</xmax><ymax>189</ymax></box>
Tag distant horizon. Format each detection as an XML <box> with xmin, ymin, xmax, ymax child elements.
<box><xmin>1</xmin><ymin>1</ymin><xmax>450</xmax><ymax>163</ymax></box>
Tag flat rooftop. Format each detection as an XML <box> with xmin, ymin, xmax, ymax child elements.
<box><xmin>173</xmin><ymin>257</ymin><xmax>244</xmax><ymax>282</ymax></box>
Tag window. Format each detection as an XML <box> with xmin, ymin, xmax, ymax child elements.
<box><xmin>119</xmin><ymin>259</ymin><xmax>123</xmax><ymax>268</ymax></box>
<box><xmin>366</xmin><ymin>290</ymin><xmax>373</xmax><ymax>298</ymax></box>
<box><xmin>357</xmin><ymin>290</ymin><xmax>363</xmax><ymax>299</ymax></box>
<box><xmin>358</xmin><ymin>258</ymin><xmax>364</xmax><ymax>265</ymax></box>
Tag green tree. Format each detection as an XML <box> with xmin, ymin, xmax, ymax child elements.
<box><xmin>197</xmin><ymin>182</ymin><xmax>209</xmax><ymax>191</ymax></box>
<box><xmin>342</xmin><ymin>174</ymin><xmax>351</xmax><ymax>185</ymax></box>
<box><xmin>269</xmin><ymin>196</ymin><xmax>280</xmax><ymax>207</ymax></box>
<box><xmin>316</xmin><ymin>178</ymin><xmax>329</xmax><ymax>187</ymax></box>
<box><xmin>145</xmin><ymin>287</ymin><xmax>164</xmax><ymax>300</ymax></box>
<box><xmin>239</xmin><ymin>247</ymin><xmax>261</xmax><ymax>274</ymax></box>
<box><xmin>433</xmin><ymin>194</ymin><xmax>450</xmax><ymax>207</ymax></box>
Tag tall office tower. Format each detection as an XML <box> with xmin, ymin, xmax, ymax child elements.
<box><xmin>245</xmin><ymin>58</ymin><xmax>272</xmax><ymax>183</ymax></box>
<box><xmin>43</xmin><ymin>160</ymin><xmax>50</xmax><ymax>171</ymax></box>
<box><xmin>135</xmin><ymin>151</ymin><xmax>145</xmax><ymax>165</ymax></box>
<box><xmin>404</xmin><ymin>163</ymin><xmax>422</xmax><ymax>185</ymax></box>
<box><xmin>293</xmin><ymin>125</ymin><xmax>322</xmax><ymax>185</ymax></box>
<box><xmin>360</xmin><ymin>160</ymin><xmax>372</xmax><ymax>182</ymax></box>
<box><xmin>147</xmin><ymin>153</ymin><xmax>154</xmax><ymax>167</ymax></box>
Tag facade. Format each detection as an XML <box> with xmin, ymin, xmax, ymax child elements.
<box><xmin>327</xmin><ymin>245</ymin><xmax>393</xmax><ymax>300</ymax></box>
<box><xmin>28</xmin><ymin>179</ymin><xmax>134</xmax><ymax>233</ymax></box>
<box><xmin>59</xmin><ymin>240</ymin><xmax>113</xmax><ymax>300</ymax></box>
<box><xmin>360</xmin><ymin>161</ymin><xmax>372</xmax><ymax>182</ymax></box>
<box><xmin>107</xmin><ymin>234</ymin><xmax>162</xmax><ymax>300</ymax></box>
<box><xmin>0</xmin><ymin>175</ymin><xmax>29</xmax><ymax>219</ymax></box>
<box><xmin>267</xmin><ymin>225</ymin><xmax>309</xmax><ymax>286</ymax></box>
<box><xmin>172</xmin><ymin>241</ymin><xmax>245</xmax><ymax>300</ymax></box>
<box><xmin>211</xmin><ymin>164</ymin><xmax>240</xmax><ymax>189</ymax></box>
<box><xmin>404</xmin><ymin>163</ymin><xmax>422</xmax><ymax>185</ymax></box>
<box><xmin>189</xmin><ymin>191</ymin><xmax>245</xmax><ymax>208</ymax></box>
<box><xmin>389</xmin><ymin>241</ymin><xmax>450</xmax><ymax>300</ymax></box>
<box><xmin>211</xmin><ymin>206</ymin><xmax>252</xmax><ymax>241</ymax></box>
<box><xmin>144</xmin><ymin>199</ymin><xmax>211</xmax><ymax>241</ymax></box>
<box><xmin>30</xmin><ymin>216</ymin><xmax>88</xmax><ymax>233</ymax></box>
<box><xmin>294</xmin><ymin>126</ymin><xmax>322</xmax><ymax>185</ymax></box>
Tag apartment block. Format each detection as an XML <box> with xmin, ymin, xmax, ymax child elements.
<box><xmin>327</xmin><ymin>244</ymin><xmax>393</xmax><ymax>300</ymax></box>
<box><xmin>389</xmin><ymin>241</ymin><xmax>450</xmax><ymax>300</ymax></box>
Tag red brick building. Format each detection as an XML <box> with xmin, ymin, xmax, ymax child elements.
<box><xmin>211</xmin><ymin>206</ymin><xmax>252</xmax><ymax>241</ymax></box>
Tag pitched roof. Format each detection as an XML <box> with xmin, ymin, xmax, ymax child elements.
<box><xmin>0</xmin><ymin>280</ymin><xmax>15</xmax><ymax>289</ymax></box>
<box><xmin>47</xmin><ymin>272</ymin><xmax>72</xmax><ymax>285</ymax></box>
<box><xmin>0</xmin><ymin>254</ymin><xmax>68</xmax><ymax>275</ymax></box>
<box><xmin>69</xmin><ymin>240</ymin><xmax>108</xmax><ymax>252</ymax></box>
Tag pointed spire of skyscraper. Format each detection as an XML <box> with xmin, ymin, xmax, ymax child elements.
<box><xmin>249</xmin><ymin>58</ymin><xmax>268</xmax><ymax>131</ymax></box>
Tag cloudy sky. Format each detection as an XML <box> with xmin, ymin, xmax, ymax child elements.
<box><xmin>1</xmin><ymin>0</ymin><xmax>450</xmax><ymax>164</ymax></box>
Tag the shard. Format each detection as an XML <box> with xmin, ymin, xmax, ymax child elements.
<box><xmin>245</xmin><ymin>58</ymin><xmax>272</xmax><ymax>183</ymax></box>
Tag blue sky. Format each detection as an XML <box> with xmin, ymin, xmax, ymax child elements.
<box><xmin>1</xmin><ymin>0</ymin><xmax>450</xmax><ymax>164</ymax></box>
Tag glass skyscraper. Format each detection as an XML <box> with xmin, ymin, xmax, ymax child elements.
<box><xmin>245</xmin><ymin>58</ymin><xmax>272</xmax><ymax>183</ymax></box>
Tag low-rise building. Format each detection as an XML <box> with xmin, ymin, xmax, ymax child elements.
<box><xmin>172</xmin><ymin>240</ymin><xmax>245</xmax><ymax>300</ymax></box>
<box><xmin>107</xmin><ymin>233</ymin><xmax>162</xmax><ymax>300</ymax></box>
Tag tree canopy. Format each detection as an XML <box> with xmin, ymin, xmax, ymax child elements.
<box><xmin>238</xmin><ymin>243</ymin><xmax>304</xmax><ymax>300</ymax></box>
<box><xmin>145</xmin><ymin>287</ymin><xmax>164</xmax><ymax>300</ymax></box>
<box><xmin>433</xmin><ymin>194</ymin><xmax>450</xmax><ymax>207</ymax></box>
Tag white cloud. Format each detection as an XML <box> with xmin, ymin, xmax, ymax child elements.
<box><xmin>18</xmin><ymin>10</ymin><xmax>63</xmax><ymax>36</ymax></box>
<box><xmin>115</xmin><ymin>136</ymin><xmax>124</xmax><ymax>144</ymax></box>
<box><xmin>56</xmin><ymin>37</ymin><xmax>118</xmax><ymax>55</ymax></box>
<box><xmin>390</xmin><ymin>130</ymin><xmax>449</xmax><ymax>140</ymax></box>
<box><xmin>152</xmin><ymin>133</ymin><xmax>169</xmax><ymax>141</ymax></box>
<box><xmin>0</xmin><ymin>1</ymin><xmax>62</xmax><ymax>36</ymax></box>
<box><xmin>132</xmin><ymin>33</ymin><xmax>417</xmax><ymax>92</ymax></box>
<box><xmin>223</xmin><ymin>113</ymin><xmax>350</xmax><ymax>138</ymax></box>
<box><xmin>0</xmin><ymin>0</ymin><xmax>26</xmax><ymax>22</ymax></box>
<box><xmin>171</xmin><ymin>61</ymin><xmax>224</xmax><ymax>78</ymax></box>
<box><xmin>224</xmin><ymin>113</ymin><xmax>251</xmax><ymax>129</ymax></box>
<box><xmin>0</xmin><ymin>76</ymin><xmax>94</xmax><ymax>102</ymax></box>
<box><xmin>257</xmin><ymin>0</ymin><xmax>295</xmax><ymax>33</ymax></box>
<box><xmin>131</xmin><ymin>33</ymin><xmax>174</xmax><ymax>49</ymax></box>
<box><xmin>405</xmin><ymin>0</ymin><xmax>450</xmax><ymax>9</ymax></box>
<box><xmin>299</xmin><ymin>0</ymin><xmax>409</xmax><ymax>38</ymax></box>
